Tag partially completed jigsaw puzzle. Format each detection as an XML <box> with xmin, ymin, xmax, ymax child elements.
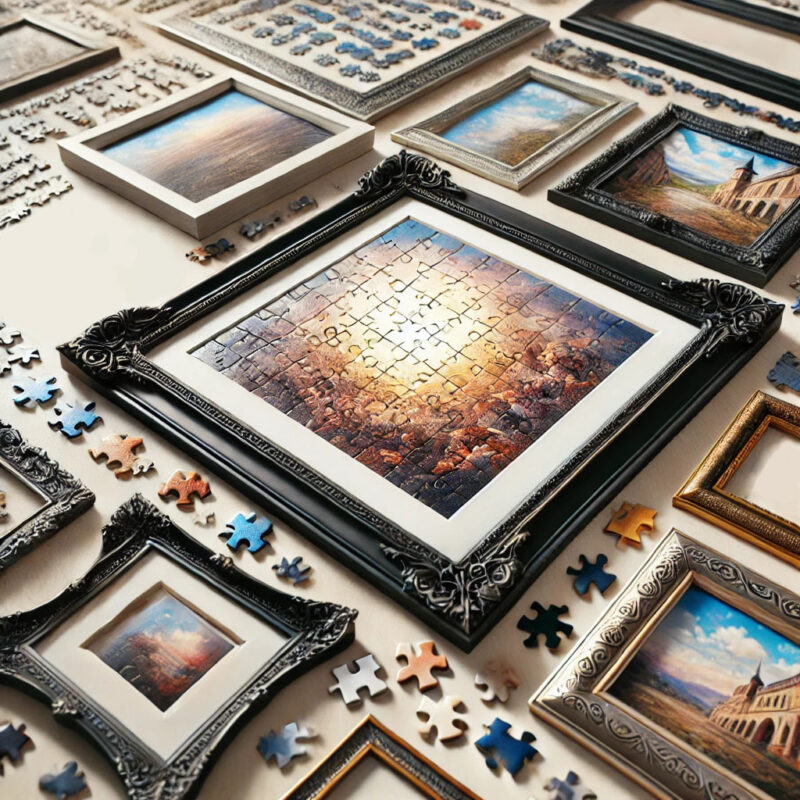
<box><xmin>194</xmin><ymin>218</ymin><xmax>651</xmax><ymax>517</ymax></box>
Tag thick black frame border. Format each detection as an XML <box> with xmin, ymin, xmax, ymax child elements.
<box><xmin>58</xmin><ymin>152</ymin><xmax>783</xmax><ymax>651</ymax></box>
<box><xmin>550</xmin><ymin>105</ymin><xmax>800</xmax><ymax>287</ymax></box>
<box><xmin>0</xmin><ymin>494</ymin><xmax>356</xmax><ymax>800</ymax></box>
<box><xmin>562</xmin><ymin>0</ymin><xmax>800</xmax><ymax>112</ymax></box>
<box><xmin>0</xmin><ymin>418</ymin><xmax>94</xmax><ymax>570</ymax></box>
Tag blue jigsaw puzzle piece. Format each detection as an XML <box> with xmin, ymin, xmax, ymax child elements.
<box><xmin>13</xmin><ymin>375</ymin><xmax>59</xmax><ymax>407</ymax></box>
<box><xmin>48</xmin><ymin>401</ymin><xmax>100</xmax><ymax>438</ymax></box>
<box><xmin>0</xmin><ymin>722</ymin><xmax>30</xmax><ymax>770</ymax></box>
<box><xmin>272</xmin><ymin>555</ymin><xmax>311</xmax><ymax>584</ymax></box>
<box><xmin>475</xmin><ymin>718</ymin><xmax>537</xmax><ymax>776</ymax></box>
<box><xmin>792</xmin><ymin>294</ymin><xmax>800</xmax><ymax>313</ymax></box>
<box><xmin>39</xmin><ymin>761</ymin><xmax>87</xmax><ymax>798</ymax></box>
<box><xmin>768</xmin><ymin>351</ymin><xmax>800</xmax><ymax>393</ymax></box>
<box><xmin>221</xmin><ymin>511</ymin><xmax>273</xmax><ymax>553</ymax></box>
<box><xmin>566</xmin><ymin>554</ymin><xmax>617</xmax><ymax>596</ymax></box>
<box><xmin>257</xmin><ymin>721</ymin><xmax>314</xmax><ymax>767</ymax></box>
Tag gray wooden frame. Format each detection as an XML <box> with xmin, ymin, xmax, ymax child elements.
<box><xmin>392</xmin><ymin>67</ymin><xmax>636</xmax><ymax>190</ymax></box>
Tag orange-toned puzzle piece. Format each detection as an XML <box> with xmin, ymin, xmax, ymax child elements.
<box><xmin>395</xmin><ymin>640</ymin><xmax>448</xmax><ymax>691</ymax></box>
<box><xmin>604</xmin><ymin>502</ymin><xmax>657</xmax><ymax>547</ymax></box>
<box><xmin>158</xmin><ymin>470</ymin><xmax>211</xmax><ymax>506</ymax></box>
<box><xmin>89</xmin><ymin>433</ymin><xmax>152</xmax><ymax>477</ymax></box>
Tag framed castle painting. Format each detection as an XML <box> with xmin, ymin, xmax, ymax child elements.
<box><xmin>392</xmin><ymin>67</ymin><xmax>636</xmax><ymax>190</ymax></box>
<box><xmin>59</xmin><ymin>152</ymin><xmax>782</xmax><ymax>651</ymax></box>
<box><xmin>551</xmin><ymin>105</ymin><xmax>800</xmax><ymax>287</ymax></box>
<box><xmin>0</xmin><ymin>496</ymin><xmax>355</xmax><ymax>800</ymax></box>
<box><xmin>533</xmin><ymin>530</ymin><xmax>800</xmax><ymax>800</ymax></box>
<box><xmin>59</xmin><ymin>71</ymin><xmax>373</xmax><ymax>238</ymax></box>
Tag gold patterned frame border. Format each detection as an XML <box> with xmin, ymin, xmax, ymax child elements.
<box><xmin>531</xmin><ymin>529</ymin><xmax>800</xmax><ymax>800</ymax></box>
<box><xmin>674</xmin><ymin>390</ymin><xmax>800</xmax><ymax>567</ymax></box>
<box><xmin>282</xmin><ymin>715</ymin><xmax>483</xmax><ymax>799</ymax></box>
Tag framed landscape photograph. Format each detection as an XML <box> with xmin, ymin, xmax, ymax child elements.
<box><xmin>392</xmin><ymin>67</ymin><xmax>636</xmax><ymax>189</ymax></box>
<box><xmin>562</xmin><ymin>0</ymin><xmax>800</xmax><ymax>112</ymax></box>
<box><xmin>675</xmin><ymin>390</ymin><xmax>800</xmax><ymax>566</ymax></box>
<box><xmin>58</xmin><ymin>71</ymin><xmax>374</xmax><ymax>237</ymax></box>
<box><xmin>550</xmin><ymin>105</ymin><xmax>800</xmax><ymax>286</ymax></box>
<box><xmin>156</xmin><ymin>2</ymin><xmax>548</xmax><ymax>122</ymax></box>
<box><xmin>0</xmin><ymin>14</ymin><xmax>119</xmax><ymax>102</ymax></box>
<box><xmin>0</xmin><ymin>495</ymin><xmax>356</xmax><ymax>800</ymax></box>
<box><xmin>532</xmin><ymin>530</ymin><xmax>800</xmax><ymax>800</ymax></box>
<box><xmin>0</xmin><ymin>418</ymin><xmax>94</xmax><ymax>570</ymax></box>
<box><xmin>59</xmin><ymin>152</ymin><xmax>782</xmax><ymax>651</ymax></box>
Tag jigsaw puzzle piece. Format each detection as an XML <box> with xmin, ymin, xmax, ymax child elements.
<box><xmin>395</xmin><ymin>640</ymin><xmax>448</xmax><ymax>691</ymax></box>
<box><xmin>7</xmin><ymin>346</ymin><xmax>40</xmax><ymax>366</ymax></box>
<box><xmin>604</xmin><ymin>502</ymin><xmax>657</xmax><ymax>547</ymax></box>
<box><xmin>157</xmin><ymin>470</ymin><xmax>211</xmax><ymax>506</ymax></box>
<box><xmin>328</xmin><ymin>654</ymin><xmax>388</xmax><ymax>705</ymax></box>
<box><xmin>416</xmin><ymin>695</ymin><xmax>467</xmax><ymax>742</ymax></box>
<box><xmin>0</xmin><ymin>325</ymin><xmax>21</xmax><ymax>347</ymax></box>
<box><xmin>517</xmin><ymin>602</ymin><xmax>573</xmax><ymax>650</ymax></box>
<box><xmin>543</xmin><ymin>770</ymin><xmax>597</xmax><ymax>800</ymax></box>
<box><xmin>475</xmin><ymin>718</ymin><xmax>537</xmax><ymax>776</ymax></box>
<box><xmin>566</xmin><ymin>554</ymin><xmax>617</xmax><ymax>596</ymax></box>
<box><xmin>767</xmin><ymin>351</ymin><xmax>800</xmax><ymax>394</ymax></box>
<box><xmin>13</xmin><ymin>375</ymin><xmax>59</xmax><ymax>406</ymax></box>
<box><xmin>258</xmin><ymin>721</ymin><xmax>315</xmax><ymax>768</ymax></box>
<box><xmin>220</xmin><ymin>511</ymin><xmax>273</xmax><ymax>553</ymax></box>
<box><xmin>89</xmin><ymin>433</ymin><xmax>153</xmax><ymax>476</ymax></box>
<box><xmin>48</xmin><ymin>401</ymin><xmax>100</xmax><ymax>438</ymax></box>
<box><xmin>39</xmin><ymin>761</ymin><xmax>87</xmax><ymax>798</ymax></box>
<box><xmin>474</xmin><ymin>662</ymin><xmax>520</xmax><ymax>704</ymax></box>
<box><xmin>0</xmin><ymin>722</ymin><xmax>30</xmax><ymax>771</ymax></box>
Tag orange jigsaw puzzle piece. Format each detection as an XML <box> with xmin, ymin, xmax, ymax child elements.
<box><xmin>604</xmin><ymin>502</ymin><xmax>657</xmax><ymax>547</ymax></box>
<box><xmin>89</xmin><ymin>433</ymin><xmax>151</xmax><ymax>477</ymax></box>
<box><xmin>395</xmin><ymin>641</ymin><xmax>448</xmax><ymax>691</ymax></box>
<box><xmin>158</xmin><ymin>470</ymin><xmax>211</xmax><ymax>506</ymax></box>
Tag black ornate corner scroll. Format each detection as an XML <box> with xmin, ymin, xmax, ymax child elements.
<box><xmin>0</xmin><ymin>494</ymin><xmax>356</xmax><ymax>800</ymax></box>
<box><xmin>0</xmin><ymin>419</ymin><xmax>94</xmax><ymax>570</ymax></box>
<box><xmin>355</xmin><ymin>151</ymin><xmax>463</xmax><ymax>201</ymax></box>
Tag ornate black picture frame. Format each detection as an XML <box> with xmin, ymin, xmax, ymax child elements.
<box><xmin>0</xmin><ymin>418</ymin><xmax>94</xmax><ymax>570</ymax></box>
<box><xmin>550</xmin><ymin>105</ymin><xmax>800</xmax><ymax>287</ymax></box>
<box><xmin>58</xmin><ymin>153</ymin><xmax>782</xmax><ymax>651</ymax></box>
<box><xmin>562</xmin><ymin>0</ymin><xmax>800</xmax><ymax>112</ymax></box>
<box><xmin>0</xmin><ymin>494</ymin><xmax>356</xmax><ymax>800</ymax></box>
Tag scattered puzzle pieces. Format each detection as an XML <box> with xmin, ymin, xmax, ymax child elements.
<box><xmin>475</xmin><ymin>718</ymin><xmax>537</xmax><ymax>776</ymax></box>
<box><xmin>0</xmin><ymin>722</ymin><xmax>30</xmax><ymax>772</ymax></box>
<box><xmin>543</xmin><ymin>771</ymin><xmax>597</xmax><ymax>800</ymax></box>
<box><xmin>604</xmin><ymin>502</ymin><xmax>657</xmax><ymax>547</ymax></box>
<box><xmin>517</xmin><ymin>603</ymin><xmax>573</xmax><ymax>650</ymax></box>
<box><xmin>417</xmin><ymin>695</ymin><xmax>467</xmax><ymax>742</ymax></box>
<box><xmin>158</xmin><ymin>470</ymin><xmax>211</xmax><ymax>506</ymax></box>
<box><xmin>566</xmin><ymin>554</ymin><xmax>617</xmax><ymax>596</ymax></box>
<box><xmin>48</xmin><ymin>401</ymin><xmax>100</xmax><ymax>438</ymax></box>
<box><xmin>258</xmin><ymin>721</ymin><xmax>316</xmax><ymax>768</ymax></box>
<box><xmin>328</xmin><ymin>654</ymin><xmax>388</xmax><ymax>705</ymax></box>
<box><xmin>396</xmin><ymin>641</ymin><xmax>448</xmax><ymax>691</ymax></box>
<box><xmin>221</xmin><ymin>511</ymin><xmax>273</xmax><ymax>553</ymax></box>
<box><xmin>474</xmin><ymin>662</ymin><xmax>520</xmax><ymax>704</ymax></box>
<box><xmin>273</xmin><ymin>556</ymin><xmax>311</xmax><ymax>584</ymax></box>
<box><xmin>7</xmin><ymin>346</ymin><xmax>40</xmax><ymax>366</ymax></box>
<box><xmin>89</xmin><ymin>433</ymin><xmax>153</xmax><ymax>476</ymax></box>
<box><xmin>767</xmin><ymin>351</ymin><xmax>800</xmax><ymax>394</ymax></box>
<box><xmin>12</xmin><ymin>375</ymin><xmax>59</xmax><ymax>407</ymax></box>
<box><xmin>39</xmin><ymin>761</ymin><xmax>87</xmax><ymax>799</ymax></box>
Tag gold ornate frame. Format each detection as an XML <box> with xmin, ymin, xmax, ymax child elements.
<box><xmin>674</xmin><ymin>390</ymin><xmax>800</xmax><ymax>567</ymax></box>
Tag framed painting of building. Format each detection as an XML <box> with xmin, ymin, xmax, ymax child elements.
<box><xmin>156</xmin><ymin>2</ymin><xmax>548</xmax><ymax>122</ymax></box>
<box><xmin>532</xmin><ymin>530</ymin><xmax>800</xmax><ymax>800</ymax></box>
<box><xmin>674</xmin><ymin>390</ymin><xmax>800</xmax><ymax>567</ymax></box>
<box><xmin>0</xmin><ymin>495</ymin><xmax>356</xmax><ymax>800</ymax></box>
<box><xmin>58</xmin><ymin>152</ymin><xmax>782</xmax><ymax>651</ymax></box>
<box><xmin>0</xmin><ymin>418</ymin><xmax>94</xmax><ymax>570</ymax></box>
<box><xmin>0</xmin><ymin>15</ymin><xmax>119</xmax><ymax>103</ymax></box>
<box><xmin>562</xmin><ymin>0</ymin><xmax>800</xmax><ymax>112</ymax></box>
<box><xmin>58</xmin><ymin>71</ymin><xmax>374</xmax><ymax>238</ymax></box>
<box><xmin>550</xmin><ymin>105</ymin><xmax>800</xmax><ymax>286</ymax></box>
<box><xmin>391</xmin><ymin>67</ymin><xmax>636</xmax><ymax>190</ymax></box>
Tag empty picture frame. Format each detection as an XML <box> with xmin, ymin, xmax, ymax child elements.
<box><xmin>550</xmin><ymin>104</ymin><xmax>800</xmax><ymax>287</ymax></box>
<box><xmin>58</xmin><ymin>71</ymin><xmax>374</xmax><ymax>237</ymax></box>
<box><xmin>392</xmin><ymin>67</ymin><xmax>636</xmax><ymax>189</ymax></box>
<box><xmin>675</xmin><ymin>390</ymin><xmax>800</xmax><ymax>567</ymax></box>
<box><xmin>0</xmin><ymin>495</ymin><xmax>356</xmax><ymax>800</ymax></box>
<box><xmin>0</xmin><ymin>418</ymin><xmax>94</xmax><ymax>570</ymax></box>
<box><xmin>562</xmin><ymin>0</ymin><xmax>800</xmax><ymax>112</ymax></box>
<box><xmin>0</xmin><ymin>15</ymin><xmax>119</xmax><ymax>102</ymax></box>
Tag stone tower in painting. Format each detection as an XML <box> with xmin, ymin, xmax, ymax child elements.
<box><xmin>711</xmin><ymin>157</ymin><xmax>757</xmax><ymax>206</ymax></box>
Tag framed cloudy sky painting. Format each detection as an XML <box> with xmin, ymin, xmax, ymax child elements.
<box><xmin>59</xmin><ymin>153</ymin><xmax>782</xmax><ymax>650</ymax></box>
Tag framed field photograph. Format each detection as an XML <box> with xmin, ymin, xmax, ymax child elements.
<box><xmin>59</xmin><ymin>152</ymin><xmax>782</xmax><ymax>651</ymax></box>
<box><xmin>392</xmin><ymin>67</ymin><xmax>636</xmax><ymax>189</ymax></box>
<box><xmin>550</xmin><ymin>105</ymin><xmax>800</xmax><ymax>287</ymax></box>
<box><xmin>532</xmin><ymin>531</ymin><xmax>800</xmax><ymax>800</ymax></box>
<box><xmin>0</xmin><ymin>495</ymin><xmax>356</xmax><ymax>800</ymax></box>
<box><xmin>0</xmin><ymin>418</ymin><xmax>94</xmax><ymax>570</ymax></box>
<box><xmin>675</xmin><ymin>390</ymin><xmax>800</xmax><ymax>567</ymax></box>
<box><xmin>58</xmin><ymin>71</ymin><xmax>374</xmax><ymax>238</ymax></box>
<box><xmin>156</xmin><ymin>2</ymin><xmax>548</xmax><ymax>122</ymax></box>
<box><xmin>0</xmin><ymin>14</ymin><xmax>119</xmax><ymax>102</ymax></box>
<box><xmin>562</xmin><ymin>0</ymin><xmax>800</xmax><ymax>111</ymax></box>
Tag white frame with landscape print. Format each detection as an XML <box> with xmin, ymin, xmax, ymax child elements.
<box><xmin>392</xmin><ymin>67</ymin><xmax>636</xmax><ymax>189</ymax></box>
<box><xmin>58</xmin><ymin>71</ymin><xmax>374</xmax><ymax>237</ymax></box>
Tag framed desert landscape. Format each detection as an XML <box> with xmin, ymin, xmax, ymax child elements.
<box><xmin>59</xmin><ymin>152</ymin><xmax>782</xmax><ymax>650</ymax></box>
<box><xmin>532</xmin><ymin>531</ymin><xmax>800</xmax><ymax>800</ymax></box>
<box><xmin>551</xmin><ymin>105</ymin><xmax>800</xmax><ymax>286</ymax></box>
<box><xmin>0</xmin><ymin>495</ymin><xmax>356</xmax><ymax>800</ymax></box>
<box><xmin>392</xmin><ymin>67</ymin><xmax>636</xmax><ymax>189</ymax></box>
<box><xmin>58</xmin><ymin>71</ymin><xmax>374</xmax><ymax>237</ymax></box>
<box><xmin>0</xmin><ymin>14</ymin><xmax>119</xmax><ymax>102</ymax></box>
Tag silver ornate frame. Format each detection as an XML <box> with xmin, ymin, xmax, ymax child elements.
<box><xmin>392</xmin><ymin>66</ymin><xmax>636</xmax><ymax>189</ymax></box>
<box><xmin>531</xmin><ymin>530</ymin><xmax>800</xmax><ymax>800</ymax></box>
